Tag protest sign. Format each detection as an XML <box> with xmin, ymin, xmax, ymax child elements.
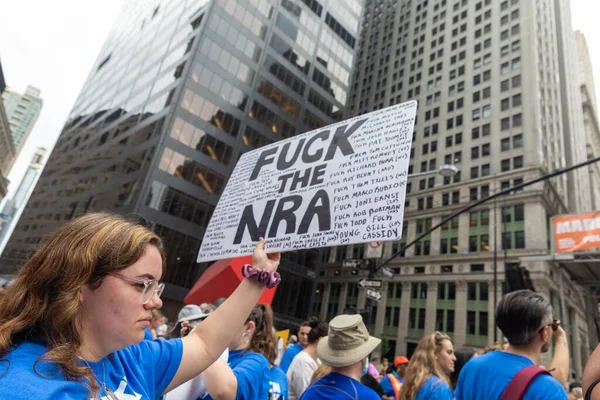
<box><xmin>197</xmin><ymin>101</ymin><xmax>417</xmax><ymax>262</ymax></box>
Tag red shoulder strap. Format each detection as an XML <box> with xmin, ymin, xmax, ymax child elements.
<box><xmin>500</xmin><ymin>366</ymin><xmax>550</xmax><ymax>400</ymax></box>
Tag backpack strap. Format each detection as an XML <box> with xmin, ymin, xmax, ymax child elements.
<box><xmin>500</xmin><ymin>366</ymin><xmax>550</xmax><ymax>400</ymax></box>
<box><xmin>387</xmin><ymin>373</ymin><xmax>402</xmax><ymax>399</ymax></box>
<box><xmin>585</xmin><ymin>378</ymin><xmax>600</xmax><ymax>400</ymax></box>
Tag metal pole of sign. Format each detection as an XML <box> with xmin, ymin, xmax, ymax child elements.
<box><xmin>366</xmin><ymin>260</ymin><xmax>377</xmax><ymax>331</ymax></box>
<box><xmin>493</xmin><ymin>194</ymin><xmax>498</xmax><ymax>343</ymax></box>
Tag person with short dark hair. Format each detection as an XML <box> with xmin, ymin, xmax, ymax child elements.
<box><xmin>450</xmin><ymin>348</ymin><xmax>476</xmax><ymax>389</ymax></box>
<box><xmin>454</xmin><ymin>290</ymin><xmax>568</xmax><ymax>400</ymax></box>
<box><xmin>280</xmin><ymin>319</ymin><xmax>313</xmax><ymax>373</ymax></box>
<box><xmin>287</xmin><ymin>317</ymin><xmax>328</xmax><ymax>399</ymax></box>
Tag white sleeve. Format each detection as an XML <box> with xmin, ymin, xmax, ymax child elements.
<box><xmin>287</xmin><ymin>356</ymin><xmax>316</xmax><ymax>399</ymax></box>
<box><xmin>165</xmin><ymin>349</ymin><xmax>229</xmax><ymax>400</ymax></box>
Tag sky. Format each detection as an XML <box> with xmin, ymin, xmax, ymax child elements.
<box><xmin>0</xmin><ymin>0</ymin><xmax>599</xmax><ymax>204</ymax></box>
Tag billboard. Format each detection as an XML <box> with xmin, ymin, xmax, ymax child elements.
<box><xmin>552</xmin><ymin>212</ymin><xmax>600</xmax><ymax>253</ymax></box>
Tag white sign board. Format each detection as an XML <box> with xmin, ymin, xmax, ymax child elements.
<box><xmin>366</xmin><ymin>288</ymin><xmax>382</xmax><ymax>302</ymax></box>
<box><xmin>365</xmin><ymin>241</ymin><xmax>384</xmax><ymax>259</ymax></box>
<box><xmin>197</xmin><ymin>101</ymin><xmax>417</xmax><ymax>262</ymax></box>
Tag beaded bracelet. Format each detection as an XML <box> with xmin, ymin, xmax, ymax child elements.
<box><xmin>241</xmin><ymin>264</ymin><xmax>281</xmax><ymax>288</ymax></box>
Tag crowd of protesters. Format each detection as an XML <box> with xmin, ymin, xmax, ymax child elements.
<box><xmin>1</xmin><ymin>212</ymin><xmax>600</xmax><ymax>399</ymax></box>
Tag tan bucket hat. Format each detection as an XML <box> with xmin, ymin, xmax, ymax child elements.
<box><xmin>317</xmin><ymin>314</ymin><xmax>381</xmax><ymax>367</ymax></box>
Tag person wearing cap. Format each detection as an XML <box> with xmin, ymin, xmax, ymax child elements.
<box><xmin>300</xmin><ymin>314</ymin><xmax>382</xmax><ymax>400</ymax></box>
<box><xmin>173</xmin><ymin>304</ymin><xmax>210</xmax><ymax>337</ymax></box>
<box><xmin>379</xmin><ymin>356</ymin><xmax>409</xmax><ymax>399</ymax></box>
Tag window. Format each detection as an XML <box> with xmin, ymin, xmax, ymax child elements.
<box><xmin>513</xmin><ymin>156</ymin><xmax>523</xmax><ymax>169</ymax></box>
<box><xmin>481</xmin><ymin>164</ymin><xmax>490</xmax><ymax>176</ymax></box>
<box><xmin>501</xmin><ymin>138</ymin><xmax>510</xmax><ymax>151</ymax></box>
<box><xmin>471</xmin><ymin>146</ymin><xmax>480</xmax><ymax>160</ymax></box>
<box><xmin>513</xmin><ymin>113</ymin><xmax>522</xmax><ymax>127</ymax></box>
<box><xmin>482</xmin><ymin>105</ymin><xmax>491</xmax><ymax>118</ymax></box>
<box><xmin>513</xmin><ymin>134</ymin><xmax>523</xmax><ymax>148</ymax></box>
<box><xmin>515</xmin><ymin>204</ymin><xmax>524</xmax><ymax>221</ymax></box>
<box><xmin>501</xmin><ymin>98</ymin><xmax>510</xmax><ymax>111</ymax></box>
<box><xmin>512</xmin><ymin>57</ymin><xmax>521</xmax><ymax>70</ymax></box>
<box><xmin>471</xmin><ymin>166</ymin><xmax>479</xmax><ymax>179</ymax></box>
<box><xmin>512</xmin><ymin>94</ymin><xmax>522</xmax><ymax>107</ymax></box>
<box><xmin>501</xmin><ymin>117</ymin><xmax>510</xmax><ymax>131</ymax></box>
<box><xmin>473</xmin><ymin>108</ymin><xmax>481</xmax><ymax>120</ymax></box>
<box><xmin>501</xmin><ymin>159</ymin><xmax>511</xmax><ymax>171</ymax></box>
<box><xmin>482</xmin><ymin>144</ymin><xmax>490</xmax><ymax>156</ymax></box>
<box><xmin>472</xmin><ymin>127</ymin><xmax>480</xmax><ymax>139</ymax></box>
<box><xmin>471</xmin><ymin>264</ymin><xmax>484</xmax><ymax>272</ymax></box>
<box><xmin>482</xmin><ymin>123</ymin><xmax>491</xmax><ymax>136</ymax></box>
<box><xmin>512</xmin><ymin>75</ymin><xmax>521</xmax><ymax>87</ymax></box>
<box><xmin>515</xmin><ymin>231</ymin><xmax>525</xmax><ymax>248</ymax></box>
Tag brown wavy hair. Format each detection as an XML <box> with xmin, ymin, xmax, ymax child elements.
<box><xmin>0</xmin><ymin>212</ymin><xmax>165</xmax><ymax>398</ymax></box>
<box><xmin>399</xmin><ymin>332</ymin><xmax>452</xmax><ymax>400</ymax></box>
<box><xmin>246</xmin><ymin>304</ymin><xmax>278</xmax><ymax>365</ymax></box>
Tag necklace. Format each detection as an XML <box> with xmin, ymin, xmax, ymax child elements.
<box><xmin>81</xmin><ymin>358</ymin><xmax>118</xmax><ymax>400</ymax></box>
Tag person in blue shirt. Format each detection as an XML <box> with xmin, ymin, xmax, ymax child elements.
<box><xmin>399</xmin><ymin>331</ymin><xmax>456</xmax><ymax>400</ymax></box>
<box><xmin>0</xmin><ymin>213</ymin><xmax>281</xmax><ymax>399</ymax></box>
<box><xmin>280</xmin><ymin>320</ymin><xmax>312</xmax><ymax>373</ymax></box>
<box><xmin>301</xmin><ymin>314</ymin><xmax>381</xmax><ymax>400</ymax></box>
<box><xmin>454</xmin><ymin>290</ymin><xmax>569</xmax><ymax>400</ymax></box>
<box><xmin>379</xmin><ymin>355</ymin><xmax>409</xmax><ymax>399</ymax></box>
<box><xmin>202</xmin><ymin>304</ymin><xmax>289</xmax><ymax>400</ymax></box>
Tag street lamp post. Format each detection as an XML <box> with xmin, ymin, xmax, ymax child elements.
<box><xmin>377</xmin><ymin>154</ymin><xmax>600</xmax><ymax>272</ymax></box>
<box><xmin>407</xmin><ymin>164</ymin><xmax>459</xmax><ymax>179</ymax></box>
<box><xmin>362</xmin><ymin>164</ymin><xmax>459</xmax><ymax>332</ymax></box>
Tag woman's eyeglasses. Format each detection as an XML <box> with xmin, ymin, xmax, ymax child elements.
<box><xmin>107</xmin><ymin>272</ymin><xmax>165</xmax><ymax>304</ymax></box>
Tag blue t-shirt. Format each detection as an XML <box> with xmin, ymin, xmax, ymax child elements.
<box><xmin>454</xmin><ymin>351</ymin><xmax>568</xmax><ymax>400</ymax></box>
<box><xmin>415</xmin><ymin>375</ymin><xmax>453</xmax><ymax>400</ymax></box>
<box><xmin>300</xmin><ymin>372</ymin><xmax>380</xmax><ymax>400</ymax></box>
<box><xmin>144</xmin><ymin>328</ymin><xmax>155</xmax><ymax>340</ymax></box>
<box><xmin>380</xmin><ymin>371</ymin><xmax>404</xmax><ymax>398</ymax></box>
<box><xmin>203</xmin><ymin>348</ymin><xmax>270</xmax><ymax>400</ymax></box>
<box><xmin>266</xmin><ymin>365</ymin><xmax>289</xmax><ymax>400</ymax></box>
<box><xmin>279</xmin><ymin>343</ymin><xmax>303</xmax><ymax>373</ymax></box>
<box><xmin>0</xmin><ymin>338</ymin><xmax>183</xmax><ymax>399</ymax></box>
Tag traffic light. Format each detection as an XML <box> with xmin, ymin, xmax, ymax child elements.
<box><xmin>504</xmin><ymin>264</ymin><xmax>535</xmax><ymax>293</ymax></box>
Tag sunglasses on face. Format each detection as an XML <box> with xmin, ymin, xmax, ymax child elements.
<box><xmin>539</xmin><ymin>319</ymin><xmax>561</xmax><ymax>333</ymax></box>
<box><xmin>107</xmin><ymin>272</ymin><xmax>165</xmax><ymax>304</ymax></box>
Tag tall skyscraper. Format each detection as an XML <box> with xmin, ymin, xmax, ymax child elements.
<box><xmin>312</xmin><ymin>0</ymin><xmax>594</xmax><ymax>380</ymax></box>
<box><xmin>0</xmin><ymin>147</ymin><xmax>46</xmax><ymax>254</ymax></box>
<box><xmin>0</xmin><ymin>0</ymin><xmax>363</xmax><ymax>325</ymax></box>
<box><xmin>1</xmin><ymin>85</ymin><xmax>42</xmax><ymax>170</ymax></box>
<box><xmin>575</xmin><ymin>30</ymin><xmax>600</xmax><ymax>210</ymax></box>
<box><xmin>0</xmin><ymin>61</ymin><xmax>15</xmax><ymax>202</ymax></box>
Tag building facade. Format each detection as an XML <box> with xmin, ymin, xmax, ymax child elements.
<box><xmin>0</xmin><ymin>147</ymin><xmax>46</xmax><ymax>254</ymax></box>
<box><xmin>0</xmin><ymin>0</ymin><xmax>363</xmax><ymax>326</ymax></box>
<box><xmin>0</xmin><ymin>61</ymin><xmax>15</xmax><ymax>201</ymax></box>
<box><xmin>576</xmin><ymin>31</ymin><xmax>600</xmax><ymax>211</ymax></box>
<box><xmin>312</xmin><ymin>0</ymin><xmax>594</xmax><ymax>381</ymax></box>
<box><xmin>1</xmin><ymin>85</ymin><xmax>42</xmax><ymax>170</ymax></box>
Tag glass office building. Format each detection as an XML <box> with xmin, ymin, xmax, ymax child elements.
<box><xmin>0</xmin><ymin>0</ymin><xmax>362</xmax><ymax>326</ymax></box>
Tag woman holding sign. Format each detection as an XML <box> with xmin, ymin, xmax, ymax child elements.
<box><xmin>0</xmin><ymin>212</ymin><xmax>281</xmax><ymax>399</ymax></box>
